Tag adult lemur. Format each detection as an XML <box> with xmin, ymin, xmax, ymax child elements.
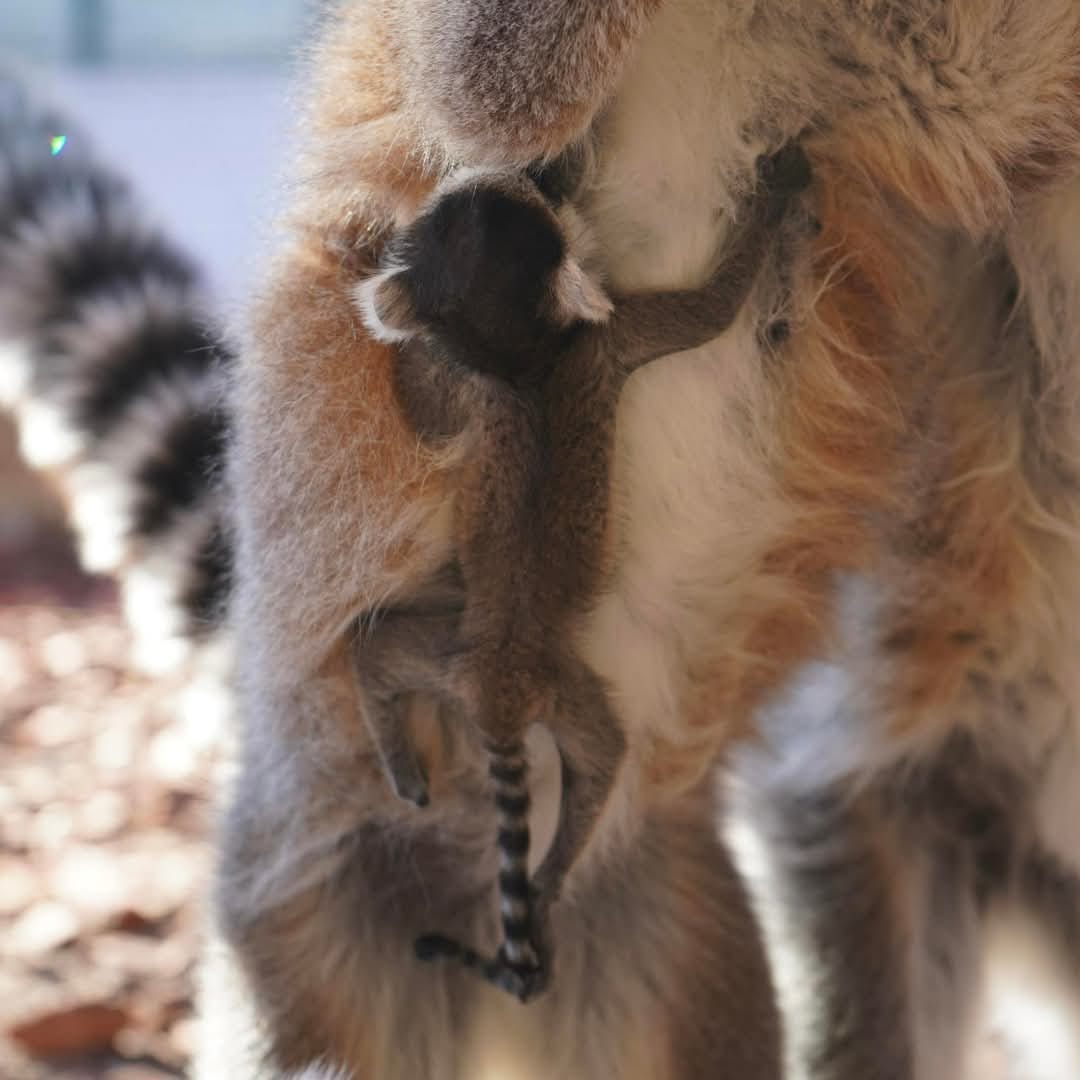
<box><xmin>220</xmin><ymin>0</ymin><xmax>1080</xmax><ymax>1076</ymax></box>
<box><xmin>5</xmin><ymin>0</ymin><xmax>1080</xmax><ymax>1078</ymax></box>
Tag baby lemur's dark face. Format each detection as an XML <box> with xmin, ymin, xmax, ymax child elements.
<box><xmin>389</xmin><ymin>184</ymin><xmax>573</xmax><ymax>381</ymax></box>
<box><xmin>357</xmin><ymin>172</ymin><xmax>612</xmax><ymax>385</ymax></box>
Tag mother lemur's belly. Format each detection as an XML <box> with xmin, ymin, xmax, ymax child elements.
<box><xmin>577</xmin><ymin>0</ymin><xmax>793</xmax><ymax>796</ymax></box>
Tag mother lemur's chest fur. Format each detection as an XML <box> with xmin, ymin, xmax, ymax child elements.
<box><xmin>578</xmin><ymin>0</ymin><xmax>1080</xmax><ymax>823</ymax></box>
<box><xmin>576</xmin><ymin>1</ymin><xmax>794</xmax><ymax>799</ymax></box>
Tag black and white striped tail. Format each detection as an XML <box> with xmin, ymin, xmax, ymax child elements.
<box><xmin>489</xmin><ymin>739</ymin><xmax>540</xmax><ymax>972</ymax></box>
<box><xmin>0</xmin><ymin>70</ymin><xmax>232</xmax><ymax>670</ymax></box>
<box><xmin>414</xmin><ymin>738</ymin><xmax>546</xmax><ymax>1002</ymax></box>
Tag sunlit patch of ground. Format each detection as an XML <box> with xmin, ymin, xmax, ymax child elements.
<box><xmin>0</xmin><ymin>467</ymin><xmax>218</xmax><ymax>1078</ymax></box>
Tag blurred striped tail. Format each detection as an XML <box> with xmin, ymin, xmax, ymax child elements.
<box><xmin>0</xmin><ymin>70</ymin><xmax>232</xmax><ymax>671</ymax></box>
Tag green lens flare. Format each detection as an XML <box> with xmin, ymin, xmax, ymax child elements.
<box><xmin>50</xmin><ymin>135</ymin><xmax>68</xmax><ymax>156</ymax></box>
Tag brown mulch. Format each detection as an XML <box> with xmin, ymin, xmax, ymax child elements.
<box><xmin>1</xmin><ymin>434</ymin><xmax>218</xmax><ymax>1079</ymax></box>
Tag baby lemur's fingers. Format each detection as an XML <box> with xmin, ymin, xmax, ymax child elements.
<box><xmin>756</xmin><ymin>142</ymin><xmax>813</xmax><ymax>228</ymax></box>
<box><xmin>757</xmin><ymin>141</ymin><xmax>812</xmax><ymax>195</ymax></box>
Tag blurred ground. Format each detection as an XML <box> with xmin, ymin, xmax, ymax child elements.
<box><xmin>1</xmin><ymin>418</ymin><xmax>217</xmax><ymax>1080</ymax></box>
<box><xmin>0</xmin><ymin>67</ymin><xmax>284</xmax><ymax>1077</ymax></box>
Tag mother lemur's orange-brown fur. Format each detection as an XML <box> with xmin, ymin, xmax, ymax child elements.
<box><xmin>9</xmin><ymin>5</ymin><xmax>1080</xmax><ymax>1077</ymax></box>
<box><xmin>655</xmin><ymin>0</ymin><xmax>1080</xmax><ymax>789</ymax></box>
<box><xmin>240</xmin><ymin>0</ymin><xmax>1080</xmax><ymax>774</ymax></box>
<box><xmin>220</xmin><ymin>1</ymin><xmax>1080</xmax><ymax>1076</ymax></box>
<box><xmin>816</xmin><ymin>1</ymin><xmax>1080</xmax><ymax>234</ymax></box>
<box><xmin>219</xmin><ymin>3</ymin><xmax>785</xmax><ymax>1077</ymax></box>
<box><xmin>789</xmin><ymin>2</ymin><xmax>1080</xmax><ymax>739</ymax></box>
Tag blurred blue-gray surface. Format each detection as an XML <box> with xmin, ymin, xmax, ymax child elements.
<box><xmin>2</xmin><ymin>1</ymin><xmax>313</xmax><ymax>67</ymax></box>
<box><xmin>2</xmin><ymin>3</ymin><xmax>313</xmax><ymax>308</ymax></box>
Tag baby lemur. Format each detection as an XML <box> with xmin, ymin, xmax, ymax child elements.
<box><xmin>351</xmin><ymin>143</ymin><xmax>811</xmax><ymax>1000</ymax></box>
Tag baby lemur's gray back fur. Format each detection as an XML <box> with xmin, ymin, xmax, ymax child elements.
<box><xmin>351</xmin><ymin>142</ymin><xmax>812</xmax><ymax>999</ymax></box>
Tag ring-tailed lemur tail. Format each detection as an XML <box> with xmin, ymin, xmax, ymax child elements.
<box><xmin>415</xmin><ymin>738</ymin><xmax>539</xmax><ymax>991</ymax></box>
<box><xmin>488</xmin><ymin>742</ymin><xmax>538</xmax><ymax>970</ymax></box>
<box><xmin>0</xmin><ymin>70</ymin><xmax>363</xmax><ymax>1080</ymax></box>
<box><xmin>0</xmin><ymin>71</ymin><xmax>232</xmax><ymax>672</ymax></box>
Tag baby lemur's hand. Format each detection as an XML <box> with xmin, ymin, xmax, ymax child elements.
<box><xmin>755</xmin><ymin>142</ymin><xmax>813</xmax><ymax>226</ymax></box>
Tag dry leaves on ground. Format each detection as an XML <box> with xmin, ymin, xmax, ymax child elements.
<box><xmin>1</xmin><ymin>510</ymin><xmax>221</xmax><ymax>1080</ymax></box>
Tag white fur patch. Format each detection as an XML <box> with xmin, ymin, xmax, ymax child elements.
<box><xmin>66</xmin><ymin>365</ymin><xmax>224</xmax><ymax>574</ymax></box>
<box><xmin>121</xmin><ymin>498</ymin><xmax>221</xmax><ymax>674</ymax></box>
<box><xmin>17</xmin><ymin>395</ymin><xmax>86</xmax><ymax>468</ymax></box>
<box><xmin>0</xmin><ymin>337</ymin><xmax>32</xmax><ymax>409</ymax></box>
<box><xmin>552</xmin><ymin>257</ymin><xmax>613</xmax><ymax>324</ymax></box>
<box><xmin>982</xmin><ymin>904</ymin><xmax>1080</xmax><ymax>1080</ymax></box>
<box><xmin>722</xmin><ymin>794</ymin><xmax>829</xmax><ymax>1080</ymax></box>
<box><xmin>9</xmin><ymin>280</ymin><xmax>204</xmax><ymax>476</ymax></box>
<box><xmin>352</xmin><ymin>265</ymin><xmax>411</xmax><ymax>344</ymax></box>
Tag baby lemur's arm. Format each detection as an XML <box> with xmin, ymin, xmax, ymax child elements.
<box><xmin>606</xmin><ymin>143</ymin><xmax>811</xmax><ymax>372</ymax></box>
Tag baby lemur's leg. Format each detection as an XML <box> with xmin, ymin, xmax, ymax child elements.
<box><xmin>520</xmin><ymin>656</ymin><xmax>628</xmax><ymax>984</ymax></box>
<box><xmin>608</xmin><ymin>142</ymin><xmax>813</xmax><ymax>371</ymax></box>
<box><xmin>348</xmin><ymin>619</ymin><xmax>439</xmax><ymax>807</ymax></box>
<box><xmin>348</xmin><ymin>570</ymin><xmax>466</xmax><ymax>807</ymax></box>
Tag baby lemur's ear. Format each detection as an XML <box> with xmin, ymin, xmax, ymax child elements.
<box><xmin>551</xmin><ymin>257</ymin><xmax>613</xmax><ymax>326</ymax></box>
<box><xmin>354</xmin><ymin>266</ymin><xmax>421</xmax><ymax>344</ymax></box>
